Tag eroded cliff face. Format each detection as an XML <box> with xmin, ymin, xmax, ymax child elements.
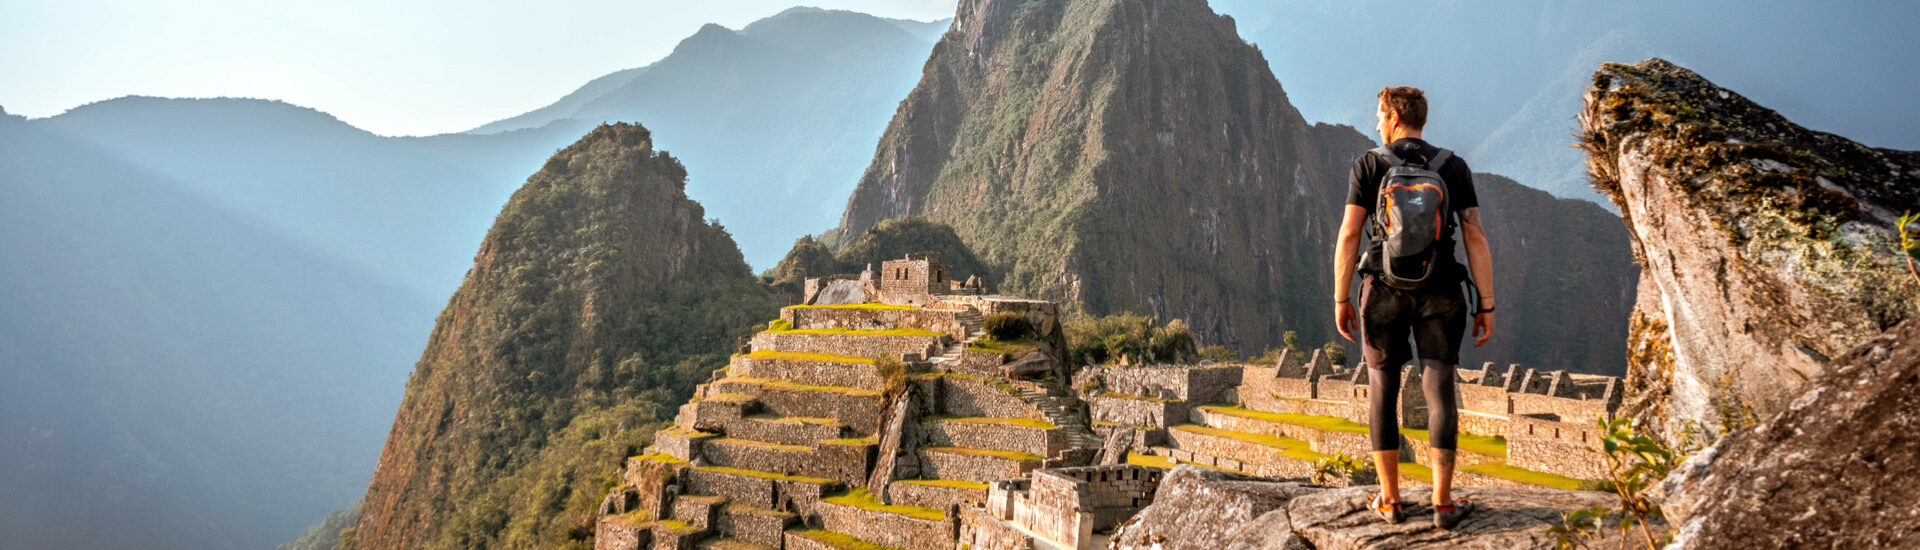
<box><xmin>832</xmin><ymin>0</ymin><xmax>1637</xmax><ymax>372</ymax></box>
<box><xmin>1579</xmin><ymin>59</ymin><xmax>1920</xmax><ymax>442</ymax></box>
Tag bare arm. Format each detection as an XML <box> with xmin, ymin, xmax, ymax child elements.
<box><xmin>1333</xmin><ymin>204</ymin><xmax>1368</xmax><ymax>342</ymax></box>
<box><xmin>1459</xmin><ymin>207</ymin><xmax>1496</xmax><ymax>347</ymax></box>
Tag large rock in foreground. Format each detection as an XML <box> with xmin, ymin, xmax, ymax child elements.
<box><xmin>1115</xmin><ymin>466</ymin><xmax>1653</xmax><ymax>549</ymax></box>
<box><xmin>1578</xmin><ymin>58</ymin><xmax>1920</xmax><ymax>441</ymax></box>
<box><xmin>1658</xmin><ymin>320</ymin><xmax>1920</xmax><ymax>548</ymax></box>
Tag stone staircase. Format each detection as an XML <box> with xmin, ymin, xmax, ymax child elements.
<box><xmin>1008</xmin><ymin>379</ymin><xmax>1103</xmax><ymax>451</ymax></box>
<box><xmin>928</xmin><ymin>309</ymin><xmax>986</xmax><ymax>368</ymax></box>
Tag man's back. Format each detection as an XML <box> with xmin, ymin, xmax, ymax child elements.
<box><xmin>1345</xmin><ymin>137</ymin><xmax>1479</xmax><ymax>278</ymax></box>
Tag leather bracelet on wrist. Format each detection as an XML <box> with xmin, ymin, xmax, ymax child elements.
<box><xmin>1336</xmin><ymin>297</ymin><xmax>1351</xmax><ymax>304</ymax></box>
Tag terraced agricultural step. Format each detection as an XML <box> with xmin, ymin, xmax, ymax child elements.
<box><xmin>785</xmin><ymin>528</ymin><xmax>910</xmax><ymax>550</ymax></box>
<box><xmin>700</xmin><ymin>437</ymin><xmax>874</xmax><ymax>485</ymax></box>
<box><xmin>684</xmin><ymin>465</ymin><xmax>841</xmax><ymax>511</ymax></box>
<box><xmin>695</xmin><ymin>536</ymin><xmax>776</xmax><ymax>550</ymax></box>
<box><xmin>917</xmin><ymin>446</ymin><xmax>1044</xmax><ymax>483</ymax></box>
<box><xmin>717</xmin><ymin>503</ymin><xmax>798</xmax><ymax>548</ymax></box>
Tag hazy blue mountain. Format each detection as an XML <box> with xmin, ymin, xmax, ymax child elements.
<box><xmin>1208</xmin><ymin>0</ymin><xmax>1920</xmax><ymax>206</ymax></box>
<box><xmin>0</xmin><ymin>121</ymin><xmax>433</xmax><ymax>549</ymax></box>
<box><xmin>454</xmin><ymin>7</ymin><xmax>949</xmax><ymax>268</ymax></box>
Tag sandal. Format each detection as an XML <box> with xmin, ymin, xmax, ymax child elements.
<box><xmin>1433</xmin><ymin>497</ymin><xmax>1474</xmax><ymax>530</ymax></box>
<box><xmin>1369</xmin><ymin>492</ymin><xmax>1407</xmax><ymax>524</ymax></box>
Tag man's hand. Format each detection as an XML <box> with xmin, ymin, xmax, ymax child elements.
<box><xmin>1472</xmin><ymin>310</ymin><xmax>1495</xmax><ymax>348</ymax></box>
<box><xmin>1336</xmin><ymin>302</ymin><xmax>1358</xmax><ymax>342</ymax></box>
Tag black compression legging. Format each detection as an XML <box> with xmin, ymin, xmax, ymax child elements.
<box><xmin>1368</xmin><ymin>360</ymin><xmax>1458</xmax><ymax>452</ymax></box>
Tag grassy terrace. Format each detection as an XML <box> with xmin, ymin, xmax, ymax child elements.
<box><xmin>633</xmin><ymin>452</ymin><xmax>688</xmax><ymax>464</ymax></box>
<box><xmin>725</xmin><ymin>376</ymin><xmax>882</xmax><ymax>397</ymax></box>
<box><xmin>711</xmin><ymin>437</ymin><xmax>811</xmax><ymax>453</ymax></box>
<box><xmin>697</xmin><ymin>535</ymin><xmax>780</xmax><ymax>550</ymax></box>
<box><xmin>745</xmin><ymin>412</ymin><xmax>841</xmax><ymax>426</ymax></box>
<box><xmin>787</xmin><ymin>303</ymin><xmax>920</xmax><ymax>310</ymax></box>
<box><xmin>655</xmin><ymin>519</ymin><xmax>703</xmax><ymax>534</ymax></box>
<box><xmin>764</xmin><ymin>327</ymin><xmax>944</xmax><ymax>337</ymax></box>
<box><xmin>820</xmin><ymin>436</ymin><xmax>879</xmax><ymax>446</ymax></box>
<box><xmin>1125</xmin><ymin>451</ymin><xmax>1252</xmax><ymax>475</ymax></box>
<box><xmin>823</xmin><ymin>488</ymin><xmax>946</xmax><ymax>521</ymax></box>
<box><xmin>694</xmin><ymin>465</ymin><xmax>838</xmax><ymax>485</ymax></box>
<box><xmin>922</xmin><ymin>446</ymin><xmax>1045</xmax><ymax>462</ymax></box>
<box><xmin>965</xmin><ymin>336</ymin><xmax>1042</xmax><ymax>355</ymax></box>
<box><xmin>739</xmin><ymin>350</ymin><xmax>877</xmax><ymax>364</ymax></box>
<box><xmin>786</xmin><ymin>528</ymin><xmax>909</xmax><ymax>550</ymax></box>
<box><xmin>1463</xmin><ymin>462</ymin><xmax>1586</xmax><ymax>490</ymax></box>
<box><xmin>1200</xmin><ymin>405</ymin><xmax>1509</xmax><ymax>457</ymax></box>
<box><xmin>1169</xmin><ymin>424</ymin><xmax>1331</xmax><ymax>462</ymax></box>
<box><xmin>894</xmin><ymin>479</ymin><xmax>990</xmax><ymax>490</ymax></box>
<box><xmin>925</xmin><ymin>415</ymin><xmax>1057</xmax><ymax>429</ymax></box>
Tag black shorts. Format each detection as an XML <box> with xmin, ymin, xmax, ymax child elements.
<box><xmin>1358</xmin><ymin>273</ymin><xmax>1467</xmax><ymax>368</ymax></box>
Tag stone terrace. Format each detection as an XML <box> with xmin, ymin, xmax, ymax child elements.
<box><xmin>594</xmin><ymin>261</ymin><xmax>1103</xmax><ymax>550</ymax></box>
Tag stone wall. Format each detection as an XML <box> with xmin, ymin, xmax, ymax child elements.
<box><xmin>1085</xmin><ymin>393</ymin><xmax>1188</xmax><ymax>429</ymax></box>
<box><xmin>717</xmin><ymin>504</ymin><xmax>794</xmax><ymax>547</ymax></box>
<box><xmin>1511</xmin><ymin>392</ymin><xmax>1615</xmax><ymax>423</ymax></box>
<box><xmin>683</xmin><ymin>467</ymin><xmax>834</xmax><ymax>520</ymax></box>
<box><xmin>652</xmin><ymin>428</ymin><xmax>714</xmax><ymax>462</ymax></box>
<box><xmin>891</xmin><ymin>480</ymin><xmax>989</xmax><ymax>512</ymax></box>
<box><xmin>1028</xmin><ymin>469</ymin><xmax>1094</xmax><ymax>549</ymax></box>
<box><xmin>1507</xmin><ymin>416</ymin><xmax>1611</xmax><ymax>479</ymax></box>
<box><xmin>725</xmin><ymin>416</ymin><xmax>844</xmax><ymax>447</ymax></box>
<box><xmin>816</xmin><ymin>500</ymin><xmax>955</xmax><ymax>550</ymax></box>
<box><xmin>958</xmin><ymin>506</ymin><xmax>1036</xmax><ymax>550</ymax></box>
<box><xmin>1035</xmin><ymin>466</ymin><xmax>1162</xmax><ymax>531</ymax></box>
<box><xmin>919</xmin><ymin>448</ymin><xmax>1041</xmax><ymax>484</ymax></box>
<box><xmin>1075</xmin><ymin>365</ymin><xmax>1243</xmax><ymax>403</ymax></box>
<box><xmin>730</xmin><ymin>354</ymin><xmax>885</xmax><ymax>391</ymax></box>
<box><xmin>750</xmin><ymin>331</ymin><xmax>946</xmax><ymax>361</ymax></box>
<box><xmin>593</xmin><ymin>515</ymin><xmax>649</xmax><ymax>550</ymax></box>
<box><xmin>945</xmin><ymin>295</ymin><xmax>1061</xmax><ymax>336</ymax></box>
<box><xmin>1195</xmin><ymin>408</ymin><xmax>1373</xmax><ymax>459</ymax></box>
<box><xmin>782</xmin><ymin>307</ymin><xmax>973</xmax><ymax>341</ymax></box>
<box><xmin>750</xmin><ymin>386</ymin><xmax>885</xmax><ymax>434</ymax></box>
<box><xmin>919</xmin><ymin>374</ymin><xmax>1047</xmax><ymax>421</ymax></box>
<box><xmin>923</xmin><ymin>418</ymin><xmax>1061</xmax><ymax>457</ymax></box>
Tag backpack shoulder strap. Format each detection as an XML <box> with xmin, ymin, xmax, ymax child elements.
<box><xmin>1371</xmin><ymin>146</ymin><xmax>1406</xmax><ymax>167</ymax></box>
<box><xmin>1425</xmin><ymin>148</ymin><xmax>1453</xmax><ymax>171</ymax></box>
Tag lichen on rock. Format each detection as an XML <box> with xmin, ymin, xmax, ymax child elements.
<box><xmin>1578</xmin><ymin>58</ymin><xmax>1920</xmax><ymax>441</ymax></box>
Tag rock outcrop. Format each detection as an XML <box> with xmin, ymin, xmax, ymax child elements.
<box><xmin>829</xmin><ymin>0</ymin><xmax>1638</xmax><ymax>373</ymax></box>
<box><xmin>1115</xmin><ymin>466</ymin><xmax>1655</xmax><ymax>549</ymax></box>
<box><xmin>1657</xmin><ymin>320</ymin><xmax>1920</xmax><ymax>548</ymax></box>
<box><xmin>1579</xmin><ymin>58</ymin><xmax>1920</xmax><ymax>441</ymax></box>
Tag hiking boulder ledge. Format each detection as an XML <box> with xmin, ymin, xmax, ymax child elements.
<box><xmin>1112</xmin><ymin>466</ymin><xmax>1655</xmax><ymax>549</ymax></box>
<box><xmin>1576</xmin><ymin>58</ymin><xmax>1920</xmax><ymax>442</ymax></box>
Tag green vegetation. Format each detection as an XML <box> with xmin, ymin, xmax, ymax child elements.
<box><xmin>1198</xmin><ymin>345</ymin><xmax>1240</xmax><ymax>364</ymax></box>
<box><xmin>874</xmin><ymin>354</ymin><xmax>908</xmax><ymax>400</ymax></box>
<box><xmin>768</xmin><ymin>319</ymin><xmax>794</xmax><ymax>331</ymax></box>
<box><xmin>765</xmin><ymin>327</ymin><xmax>945</xmax><ymax>337</ymax></box>
<box><xmin>712</xmin><ymin>437</ymin><xmax>811</xmax><ymax>453</ymax></box>
<box><xmin>786</xmin><ymin>528</ymin><xmax>910</xmax><ymax>550</ymax></box>
<box><xmin>1125</xmin><ymin>452</ymin><xmax>1177</xmax><ymax>469</ymax></box>
<box><xmin>922</xmin><ymin>446</ymin><xmax>1045</xmax><ymax>462</ymax></box>
<box><xmin>632</xmin><ymin>452</ymin><xmax>688</xmax><ymax>464</ymax></box>
<box><xmin>740</xmin><ymin>350</ymin><xmax>877</xmax><ymax>365</ymax></box>
<box><xmin>965</xmin><ymin>336</ymin><xmax>1042</xmax><ymax>356</ymax></box>
<box><xmin>1063</xmin><ymin>312</ymin><xmax>1197</xmax><ymax>366</ymax></box>
<box><xmin>1549</xmin><ymin>416</ymin><xmax>1682</xmax><ymax>549</ymax></box>
<box><xmin>1311</xmin><ymin>452</ymin><xmax>1378</xmax><ymax>486</ymax></box>
<box><xmin>789</xmin><ymin>303</ymin><xmax>920</xmax><ymax>310</ymax></box>
<box><xmin>983</xmin><ymin>312</ymin><xmax>1036</xmax><ymax>341</ymax></box>
<box><xmin>1901</xmin><ymin>211</ymin><xmax>1919</xmax><ymax>284</ymax></box>
<box><xmin>1168</xmin><ymin>424</ymin><xmax>1328</xmax><ymax>462</ymax></box>
<box><xmin>823</xmin><ymin>488</ymin><xmax>947</xmax><ymax>521</ymax></box>
<box><xmin>820</xmin><ymin>436</ymin><xmax>879</xmax><ymax>446</ymax></box>
<box><xmin>767</xmin><ymin>218</ymin><xmax>994</xmax><ymax>295</ymax></box>
<box><xmin>1398</xmin><ymin>427</ymin><xmax>1509</xmax><ymax>458</ymax></box>
<box><xmin>345</xmin><ymin>124</ymin><xmax>781</xmax><ymax>550</ymax></box>
<box><xmin>694</xmin><ymin>465</ymin><xmax>838</xmax><ymax>485</ymax></box>
<box><xmin>894</xmin><ymin>479</ymin><xmax>991</xmax><ymax>490</ymax></box>
<box><xmin>1320</xmin><ymin>342</ymin><xmax>1349</xmax><ymax>368</ymax></box>
<box><xmin>928</xmin><ymin>416</ymin><xmax>1058</xmax><ymax>429</ymax></box>
<box><xmin>1463</xmin><ymin>463</ymin><xmax>1585</xmax><ymax>491</ymax></box>
<box><xmin>278</xmin><ymin>500</ymin><xmax>361</xmax><ymax>550</ymax></box>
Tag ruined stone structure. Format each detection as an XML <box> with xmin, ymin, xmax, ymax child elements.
<box><xmin>594</xmin><ymin>257</ymin><xmax>1628</xmax><ymax>550</ymax></box>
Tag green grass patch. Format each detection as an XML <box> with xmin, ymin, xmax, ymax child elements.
<box><xmin>785</xmin><ymin>528</ymin><xmax>908</xmax><ymax>550</ymax></box>
<box><xmin>765</xmin><ymin>327</ymin><xmax>944</xmax><ymax>337</ymax></box>
<box><xmin>823</xmin><ymin>488</ymin><xmax>946</xmax><ymax>521</ymax></box>
<box><xmin>727</xmin><ymin>503</ymin><xmax>797</xmax><ymax>518</ymax></box>
<box><xmin>1462</xmin><ymin>462</ymin><xmax>1586</xmax><ymax>490</ymax></box>
<box><xmin>744</xmin><ymin>412</ymin><xmax>841</xmax><ymax>426</ymax></box>
<box><xmin>655</xmin><ymin>519</ymin><xmax>702</xmax><ymax>534</ymax></box>
<box><xmin>632</xmin><ymin>452</ymin><xmax>687</xmax><ymax>464</ymax></box>
<box><xmin>788</xmin><ymin>303</ymin><xmax>919</xmax><ymax>310</ymax></box>
<box><xmin>965</xmin><ymin>336</ymin><xmax>1041</xmax><ymax>356</ymax></box>
<box><xmin>1168</xmin><ymin>424</ymin><xmax>1330</xmax><ymax>462</ymax></box>
<box><xmin>820</xmin><ymin>436</ymin><xmax>878</xmax><ymax>446</ymax></box>
<box><xmin>705</xmin><ymin>392</ymin><xmax>756</xmax><ymax>404</ymax></box>
<box><xmin>1199</xmin><ymin>405</ymin><xmax>1369</xmax><ymax>434</ymax></box>
<box><xmin>894</xmin><ymin>479</ymin><xmax>990</xmax><ymax>490</ymax></box>
<box><xmin>741</xmin><ymin>350</ymin><xmax>878</xmax><ymax>365</ymax></box>
<box><xmin>693</xmin><ymin>465</ymin><xmax>838</xmax><ymax>485</ymax></box>
<box><xmin>1399</xmin><ymin>427</ymin><xmax>1508</xmax><ymax>457</ymax></box>
<box><xmin>711</xmin><ymin>437</ymin><xmax>811</xmax><ymax>453</ymax></box>
<box><xmin>1126</xmin><ymin>452</ymin><xmax>1176</xmax><ymax>469</ymax></box>
<box><xmin>926</xmin><ymin>415</ymin><xmax>1057</xmax><ymax>429</ymax></box>
<box><xmin>1394</xmin><ymin>460</ymin><xmax>1434</xmax><ymax>482</ymax></box>
<box><xmin>922</xmin><ymin>446</ymin><xmax>1044</xmax><ymax>462</ymax></box>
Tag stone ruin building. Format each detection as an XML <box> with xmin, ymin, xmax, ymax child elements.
<box><xmin>592</xmin><ymin>254</ymin><xmax>1628</xmax><ymax>550</ymax></box>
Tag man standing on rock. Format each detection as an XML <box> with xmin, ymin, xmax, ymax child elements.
<box><xmin>1332</xmin><ymin>86</ymin><xmax>1496</xmax><ymax>529</ymax></box>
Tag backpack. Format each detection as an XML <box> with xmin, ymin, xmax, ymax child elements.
<box><xmin>1367</xmin><ymin>146</ymin><xmax>1456</xmax><ymax>290</ymax></box>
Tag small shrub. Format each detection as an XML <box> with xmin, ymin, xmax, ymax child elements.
<box><xmin>1320</xmin><ymin>342</ymin><xmax>1348</xmax><ymax>367</ymax></box>
<box><xmin>873</xmin><ymin>355</ymin><xmax>907</xmax><ymax>400</ymax></box>
<box><xmin>768</xmin><ymin>319</ymin><xmax>792</xmax><ymax>331</ymax></box>
<box><xmin>1249</xmin><ymin>347</ymin><xmax>1283</xmax><ymax>365</ymax></box>
<box><xmin>1310</xmin><ymin>452</ymin><xmax>1378</xmax><ymax>486</ymax></box>
<box><xmin>1198</xmin><ymin>345</ymin><xmax>1239</xmax><ymax>364</ymax></box>
<box><xmin>1551</xmin><ymin>416</ymin><xmax>1681</xmax><ymax>549</ymax></box>
<box><xmin>983</xmin><ymin>312</ymin><xmax>1036</xmax><ymax>341</ymax></box>
<box><xmin>1283</xmin><ymin>330</ymin><xmax>1303</xmax><ymax>353</ymax></box>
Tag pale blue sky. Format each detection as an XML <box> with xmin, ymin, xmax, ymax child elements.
<box><xmin>0</xmin><ymin>0</ymin><xmax>959</xmax><ymax>136</ymax></box>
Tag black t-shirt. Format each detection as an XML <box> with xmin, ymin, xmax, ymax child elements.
<box><xmin>1346</xmin><ymin>137</ymin><xmax>1478</xmax><ymax>275</ymax></box>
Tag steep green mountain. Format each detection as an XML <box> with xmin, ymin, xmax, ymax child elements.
<box><xmin>348</xmin><ymin>123</ymin><xmax>779</xmax><ymax>549</ymax></box>
<box><xmin>765</xmin><ymin>217</ymin><xmax>992</xmax><ymax>298</ymax></box>
<box><xmin>0</xmin><ymin>117</ymin><xmax>431</xmax><ymax>549</ymax></box>
<box><xmin>831</xmin><ymin>0</ymin><xmax>1636</xmax><ymax>374</ymax></box>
